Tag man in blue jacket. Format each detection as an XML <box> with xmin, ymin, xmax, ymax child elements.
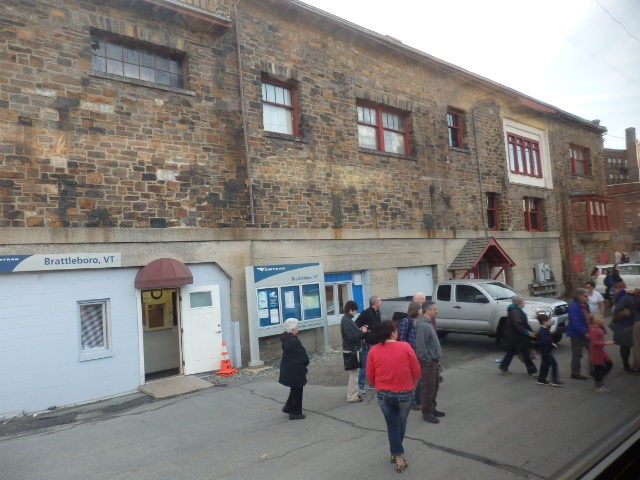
<box><xmin>566</xmin><ymin>288</ymin><xmax>591</xmax><ymax>380</ymax></box>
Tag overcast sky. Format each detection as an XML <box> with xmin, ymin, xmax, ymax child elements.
<box><xmin>302</xmin><ymin>0</ymin><xmax>640</xmax><ymax>149</ymax></box>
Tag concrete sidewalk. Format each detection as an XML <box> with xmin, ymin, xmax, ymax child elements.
<box><xmin>2</xmin><ymin>344</ymin><xmax>640</xmax><ymax>479</ymax></box>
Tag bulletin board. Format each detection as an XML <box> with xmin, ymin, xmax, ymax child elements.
<box><xmin>245</xmin><ymin>263</ymin><xmax>330</xmax><ymax>367</ymax></box>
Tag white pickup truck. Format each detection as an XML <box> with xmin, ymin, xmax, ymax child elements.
<box><xmin>381</xmin><ymin>279</ymin><xmax>568</xmax><ymax>344</ymax></box>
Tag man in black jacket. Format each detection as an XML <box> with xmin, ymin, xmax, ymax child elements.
<box><xmin>355</xmin><ymin>295</ymin><xmax>382</xmax><ymax>393</ymax></box>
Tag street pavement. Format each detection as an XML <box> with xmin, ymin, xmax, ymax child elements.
<box><xmin>2</xmin><ymin>338</ymin><xmax>640</xmax><ymax>480</ymax></box>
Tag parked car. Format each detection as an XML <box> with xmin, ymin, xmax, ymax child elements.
<box><xmin>381</xmin><ymin>279</ymin><xmax>568</xmax><ymax>344</ymax></box>
<box><xmin>591</xmin><ymin>264</ymin><xmax>640</xmax><ymax>294</ymax></box>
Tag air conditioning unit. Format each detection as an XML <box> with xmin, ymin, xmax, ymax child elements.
<box><xmin>534</xmin><ymin>263</ymin><xmax>548</xmax><ymax>282</ymax></box>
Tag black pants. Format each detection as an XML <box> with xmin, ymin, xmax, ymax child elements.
<box><xmin>283</xmin><ymin>386</ymin><xmax>303</xmax><ymax>415</ymax></box>
<box><xmin>593</xmin><ymin>361</ymin><xmax>613</xmax><ymax>387</ymax></box>
<box><xmin>620</xmin><ymin>345</ymin><xmax>631</xmax><ymax>368</ymax></box>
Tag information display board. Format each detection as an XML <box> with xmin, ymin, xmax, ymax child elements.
<box><xmin>245</xmin><ymin>263</ymin><xmax>330</xmax><ymax>366</ymax></box>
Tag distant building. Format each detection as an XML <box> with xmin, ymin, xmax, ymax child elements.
<box><xmin>605</xmin><ymin>127</ymin><xmax>640</xmax><ymax>185</ymax></box>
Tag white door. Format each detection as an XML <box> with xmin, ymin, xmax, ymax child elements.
<box><xmin>397</xmin><ymin>266</ymin><xmax>434</xmax><ymax>297</ymax></box>
<box><xmin>181</xmin><ymin>284</ymin><xmax>222</xmax><ymax>375</ymax></box>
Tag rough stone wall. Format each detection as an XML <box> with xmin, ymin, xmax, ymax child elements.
<box><xmin>0</xmin><ymin>0</ymin><xmax>248</xmax><ymax>228</ymax></box>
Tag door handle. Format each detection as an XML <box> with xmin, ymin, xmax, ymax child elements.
<box><xmin>453</xmin><ymin>305</ymin><xmax>461</xmax><ymax>309</ymax></box>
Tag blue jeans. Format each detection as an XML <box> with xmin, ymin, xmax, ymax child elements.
<box><xmin>376</xmin><ymin>390</ymin><xmax>413</xmax><ymax>456</ymax></box>
<box><xmin>358</xmin><ymin>344</ymin><xmax>371</xmax><ymax>389</ymax></box>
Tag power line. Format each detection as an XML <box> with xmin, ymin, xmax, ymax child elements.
<box><xmin>595</xmin><ymin>0</ymin><xmax>640</xmax><ymax>45</ymax></box>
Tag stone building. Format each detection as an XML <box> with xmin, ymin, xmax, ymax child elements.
<box><xmin>0</xmin><ymin>0</ymin><xmax>614</xmax><ymax>416</ymax></box>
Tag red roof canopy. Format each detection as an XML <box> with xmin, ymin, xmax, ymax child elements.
<box><xmin>135</xmin><ymin>258</ymin><xmax>193</xmax><ymax>289</ymax></box>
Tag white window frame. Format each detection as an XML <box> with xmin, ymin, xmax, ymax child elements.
<box><xmin>502</xmin><ymin>119</ymin><xmax>553</xmax><ymax>189</ymax></box>
<box><xmin>78</xmin><ymin>299</ymin><xmax>113</xmax><ymax>361</ymax></box>
<box><xmin>325</xmin><ymin>281</ymin><xmax>353</xmax><ymax>326</ymax></box>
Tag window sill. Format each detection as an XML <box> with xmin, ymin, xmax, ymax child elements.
<box><xmin>89</xmin><ymin>71</ymin><xmax>196</xmax><ymax>96</ymax></box>
<box><xmin>80</xmin><ymin>348</ymin><xmax>114</xmax><ymax>362</ymax></box>
<box><xmin>358</xmin><ymin>147</ymin><xmax>414</xmax><ymax>161</ymax></box>
<box><xmin>449</xmin><ymin>146</ymin><xmax>470</xmax><ymax>154</ymax></box>
<box><xmin>263</xmin><ymin>131</ymin><xmax>308</xmax><ymax>143</ymax></box>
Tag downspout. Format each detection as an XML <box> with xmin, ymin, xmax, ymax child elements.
<box><xmin>472</xmin><ymin>105</ymin><xmax>488</xmax><ymax>236</ymax></box>
<box><xmin>234</xmin><ymin>0</ymin><xmax>255</xmax><ymax>225</ymax></box>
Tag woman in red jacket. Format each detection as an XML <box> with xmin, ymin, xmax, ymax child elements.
<box><xmin>366</xmin><ymin>320</ymin><xmax>421</xmax><ymax>473</ymax></box>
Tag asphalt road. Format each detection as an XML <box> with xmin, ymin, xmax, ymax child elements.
<box><xmin>2</xmin><ymin>331</ymin><xmax>640</xmax><ymax>480</ymax></box>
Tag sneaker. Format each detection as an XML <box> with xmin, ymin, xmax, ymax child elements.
<box><xmin>529</xmin><ymin>373</ymin><xmax>538</xmax><ymax>378</ymax></box>
<box><xmin>289</xmin><ymin>414</ymin><xmax>306</xmax><ymax>420</ymax></box>
<box><xmin>359</xmin><ymin>389</ymin><xmax>366</xmax><ymax>395</ymax></box>
<box><xmin>348</xmin><ymin>396</ymin><xmax>363</xmax><ymax>403</ymax></box>
<box><xmin>628</xmin><ymin>368</ymin><xmax>640</xmax><ymax>375</ymax></box>
<box><xmin>550</xmin><ymin>381</ymin><xmax>565</xmax><ymax>387</ymax></box>
<box><xmin>536</xmin><ymin>380</ymin><xmax>550</xmax><ymax>386</ymax></box>
<box><xmin>594</xmin><ymin>386</ymin><xmax>610</xmax><ymax>393</ymax></box>
<box><xmin>498</xmin><ymin>368</ymin><xmax>511</xmax><ymax>375</ymax></box>
<box><xmin>433</xmin><ymin>410</ymin><xmax>445</xmax><ymax>417</ymax></box>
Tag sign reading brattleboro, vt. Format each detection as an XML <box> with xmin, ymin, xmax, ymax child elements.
<box><xmin>0</xmin><ymin>253</ymin><xmax>121</xmax><ymax>273</ymax></box>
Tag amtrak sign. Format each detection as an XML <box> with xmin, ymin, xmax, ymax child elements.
<box><xmin>0</xmin><ymin>253</ymin><xmax>121</xmax><ymax>273</ymax></box>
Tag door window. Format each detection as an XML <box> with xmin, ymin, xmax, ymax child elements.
<box><xmin>456</xmin><ymin>285</ymin><xmax>485</xmax><ymax>303</ymax></box>
<box><xmin>190</xmin><ymin>291</ymin><xmax>212</xmax><ymax>308</ymax></box>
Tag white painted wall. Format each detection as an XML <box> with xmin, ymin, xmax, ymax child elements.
<box><xmin>0</xmin><ymin>268</ymin><xmax>140</xmax><ymax>418</ymax></box>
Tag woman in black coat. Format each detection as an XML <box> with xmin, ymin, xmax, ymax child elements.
<box><xmin>279</xmin><ymin>318</ymin><xmax>309</xmax><ymax>420</ymax></box>
<box><xmin>498</xmin><ymin>296</ymin><xmax>537</xmax><ymax>376</ymax></box>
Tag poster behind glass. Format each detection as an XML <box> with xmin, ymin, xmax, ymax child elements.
<box><xmin>257</xmin><ymin>287</ymin><xmax>280</xmax><ymax>327</ymax></box>
<box><xmin>280</xmin><ymin>285</ymin><xmax>302</xmax><ymax>322</ymax></box>
<box><xmin>302</xmin><ymin>283</ymin><xmax>321</xmax><ymax>319</ymax></box>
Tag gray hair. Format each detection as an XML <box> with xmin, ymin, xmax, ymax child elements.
<box><xmin>283</xmin><ymin>318</ymin><xmax>299</xmax><ymax>333</ymax></box>
<box><xmin>511</xmin><ymin>296</ymin><xmax>525</xmax><ymax>306</ymax></box>
<box><xmin>573</xmin><ymin>288</ymin><xmax>588</xmax><ymax>300</ymax></box>
<box><xmin>369</xmin><ymin>295</ymin><xmax>380</xmax><ymax>306</ymax></box>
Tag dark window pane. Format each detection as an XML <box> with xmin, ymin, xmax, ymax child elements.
<box><xmin>123</xmin><ymin>63</ymin><xmax>139</xmax><ymax>79</ymax></box>
<box><xmin>91</xmin><ymin>37</ymin><xmax>105</xmax><ymax>56</ymax></box>
<box><xmin>91</xmin><ymin>55</ymin><xmax>105</xmax><ymax>72</ymax></box>
<box><xmin>106</xmin><ymin>59</ymin><xmax>123</xmax><ymax>76</ymax></box>
<box><xmin>169</xmin><ymin>59</ymin><xmax>180</xmax><ymax>73</ymax></box>
<box><xmin>106</xmin><ymin>42</ymin><xmax>122</xmax><ymax>60</ymax></box>
<box><xmin>169</xmin><ymin>73</ymin><xmax>181</xmax><ymax>88</ymax></box>
<box><xmin>123</xmin><ymin>46</ymin><xmax>138</xmax><ymax>64</ymax></box>
<box><xmin>140</xmin><ymin>67</ymin><xmax>154</xmax><ymax>82</ymax></box>
<box><xmin>140</xmin><ymin>51</ymin><xmax>154</xmax><ymax>68</ymax></box>
<box><xmin>156</xmin><ymin>70</ymin><xmax>170</xmax><ymax>86</ymax></box>
<box><xmin>155</xmin><ymin>56</ymin><xmax>169</xmax><ymax>72</ymax></box>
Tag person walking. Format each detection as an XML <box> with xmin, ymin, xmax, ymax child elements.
<box><xmin>588</xmin><ymin>314</ymin><xmax>614</xmax><ymax>392</ymax></box>
<box><xmin>356</xmin><ymin>295</ymin><xmax>382</xmax><ymax>394</ymax></box>
<box><xmin>611</xmin><ymin>282</ymin><xmax>640</xmax><ymax>374</ymax></box>
<box><xmin>498</xmin><ymin>296</ymin><xmax>537</xmax><ymax>376</ymax></box>
<box><xmin>366</xmin><ymin>320</ymin><xmax>421</xmax><ymax>473</ymax></box>
<box><xmin>566</xmin><ymin>288</ymin><xmax>591</xmax><ymax>380</ymax></box>
<box><xmin>536</xmin><ymin>314</ymin><xmax>564</xmax><ymax>387</ymax></box>
<box><xmin>415</xmin><ymin>301</ymin><xmax>444</xmax><ymax>424</ymax></box>
<box><xmin>398</xmin><ymin>301</ymin><xmax>422</xmax><ymax>410</ymax></box>
<box><xmin>278</xmin><ymin>318</ymin><xmax>309</xmax><ymax>420</ymax></box>
<box><xmin>340</xmin><ymin>300</ymin><xmax>368</xmax><ymax>403</ymax></box>
<box><xmin>585</xmin><ymin>280</ymin><xmax>605</xmax><ymax>321</ymax></box>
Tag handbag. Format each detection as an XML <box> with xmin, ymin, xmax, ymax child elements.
<box><xmin>342</xmin><ymin>351</ymin><xmax>360</xmax><ymax>371</ymax></box>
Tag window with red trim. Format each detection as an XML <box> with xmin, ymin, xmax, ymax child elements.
<box><xmin>523</xmin><ymin>197</ymin><xmax>543</xmax><ymax>231</ymax></box>
<box><xmin>572</xmin><ymin>197</ymin><xmax>610</xmax><ymax>232</ymax></box>
<box><xmin>447</xmin><ymin>110</ymin><xmax>465</xmax><ymax>148</ymax></box>
<box><xmin>261</xmin><ymin>78</ymin><xmax>298</xmax><ymax>136</ymax></box>
<box><xmin>91</xmin><ymin>31</ymin><xmax>184</xmax><ymax>88</ymax></box>
<box><xmin>357</xmin><ymin>102</ymin><xmax>408</xmax><ymax>155</ymax></box>
<box><xmin>486</xmin><ymin>192</ymin><xmax>499</xmax><ymax>230</ymax></box>
<box><xmin>570</xmin><ymin>145</ymin><xmax>590</xmax><ymax>175</ymax></box>
<box><xmin>507</xmin><ymin>133</ymin><xmax>542</xmax><ymax>178</ymax></box>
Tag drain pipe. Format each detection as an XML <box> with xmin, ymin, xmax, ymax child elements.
<box><xmin>234</xmin><ymin>0</ymin><xmax>255</xmax><ymax>226</ymax></box>
<box><xmin>472</xmin><ymin>105</ymin><xmax>488</xmax><ymax>236</ymax></box>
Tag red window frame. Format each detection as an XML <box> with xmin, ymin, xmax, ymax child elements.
<box><xmin>570</xmin><ymin>145</ymin><xmax>590</xmax><ymax>175</ymax></box>
<box><xmin>90</xmin><ymin>31</ymin><xmax>184</xmax><ymax>88</ymax></box>
<box><xmin>507</xmin><ymin>133</ymin><xmax>542</xmax><ymax>178</ymax></box>
<box><xmin>523</xmin><ymin>197</ymin><xmax>543</xmax><ymax>232</ymax></box>
<box><xmin>447</xmin><ymin>110</ymin><xmax>464</xmax><ymax>148</ymax></box>
<box><xmin>356</xmin><ymin>101</ymin><xmax>409</xmax><ymax>155</ymax></box>
<box><xmin>486</xmin><ymin>192</ymin><xmax>499</xmax><ymax>230</ymax></box>
<box><xmin>572</xmin><ymin>196</ymin><xmax>610</xmax><ymax>232</ymax></box>
<box><xmin>261</xmin><ymin>76</ymin><xmax>299</xmax><ymax>136</ymax></box>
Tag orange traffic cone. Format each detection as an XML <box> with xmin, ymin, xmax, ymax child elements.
<box><xmin>216</xmin><ymin>341</ymin><xmax>238</xmax><ymax>376</ymax></box>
